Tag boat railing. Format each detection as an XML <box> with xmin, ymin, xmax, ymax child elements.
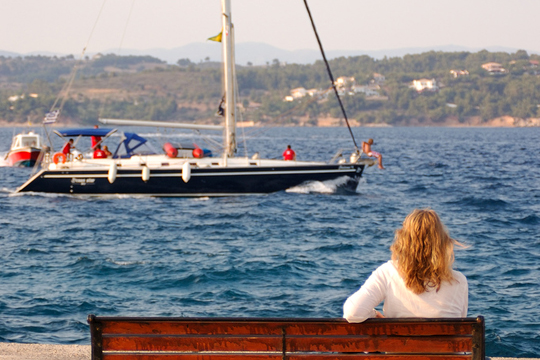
<box><xmin>329</xmin><ymin>149</ymin><xmax>344</xmax><ymax>164</ymax></box>
<box><xmin>30</xmin><ymin>147</ymin><xmax>51</xmax><ymax>175</ymax></box>
<box><xmin>330</xmin><ymin>149</ymin><xmax>365</xmax><ymax>164</ymax></box>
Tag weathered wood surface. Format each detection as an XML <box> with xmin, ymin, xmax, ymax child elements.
<box><xmin>88</xmin><ymin>316</ymin><xmax>485</xmax><ymax>360</ymax></box>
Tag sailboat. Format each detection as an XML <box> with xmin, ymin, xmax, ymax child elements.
<box><xmin>16</xmin><ymin>0</ymin><xmax>374</xmax><ymax>196</ymax></box>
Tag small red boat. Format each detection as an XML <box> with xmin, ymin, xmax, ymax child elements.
<box><xmin>6</xmin><ymin>131</ymin><xmax>43</xmax><ymax>167</ymax></box>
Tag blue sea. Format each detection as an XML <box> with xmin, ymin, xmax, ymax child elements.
<box><xmin>0</xmin><ymin>126</ymin><xmax>539</xmax><ymax>357</ymax></box>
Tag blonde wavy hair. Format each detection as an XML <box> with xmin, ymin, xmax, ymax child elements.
<box><xmin>391</xmin><ymin>209</ymin><xmax>459</xmax><ymax>294</ymax></box>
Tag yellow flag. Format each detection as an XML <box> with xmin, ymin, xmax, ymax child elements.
<box><xmin>207</xmin><ymin>31</ymin><xmax>222</xmax><ymax>42</ymax></box>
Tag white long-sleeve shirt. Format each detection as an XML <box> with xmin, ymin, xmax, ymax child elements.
<box><xmin>343</xmin><ymin>260</ymin><xmax>468</xmax><ymax>322</ymax></box>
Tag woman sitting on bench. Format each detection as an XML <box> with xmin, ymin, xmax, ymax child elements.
<box><xmin>343</xmin><ymin>208</ymin><xmax>468</xmax><ymax>322</ymax></box>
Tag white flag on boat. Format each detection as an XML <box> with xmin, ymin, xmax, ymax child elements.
<box><xmin>43</xmin><ymin>110</ymin><xmax>59</xmax><ymax>124</ymax></box>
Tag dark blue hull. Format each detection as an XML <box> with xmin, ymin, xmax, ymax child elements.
<box><xmin>17</xmin><ymin>164</ymin><xmax>364</xmax><ymax>196</ymax></box>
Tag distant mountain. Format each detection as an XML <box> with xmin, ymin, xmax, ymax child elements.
<box><xmin>100</xmin><ymin>43</ymin><xmax>535</xmax><ymax>65</ymax></box>
<box><xmin>100</xmin><ymin>43</ymin><xmax>531</xmax><ymax>65</ymax></box>
<box><xmin>0</xmin><ymin>50</ymin><xmax>21</xmax><ymax>57</ymax></box>
<box><xmin>0</xmin><ymin>50</ymin><xmax>71</xmax><ymax>58</ymax></box>
<box><xmin>1</xmin><ymin>43</ymin><xmax>536</xmax><ymax>65</ymax></box>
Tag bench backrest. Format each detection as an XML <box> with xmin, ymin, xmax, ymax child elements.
<box><xmin>88</xmin><ymin>315</ymin><xmax>485</xmax><ymax>360</ymax></box>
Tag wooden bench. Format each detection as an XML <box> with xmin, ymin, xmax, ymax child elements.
<box><xmin>87</xmin><ymin>315</ymin><xmax>485</xmax><ymax>360</ymax></box>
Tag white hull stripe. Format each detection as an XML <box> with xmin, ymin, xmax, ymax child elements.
<box><xmin>42</xmin><ymin>168</ymin><xmax>357</xmax><ymax>179</ymax></box>
<box><xmin>69</xmin><ymin>193</ymin><xmax>261</xmax><ymax>197</ymax></box>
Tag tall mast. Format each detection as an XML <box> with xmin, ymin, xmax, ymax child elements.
<box><xmin>221</xmin><ymin>0</ymin><xmax>236</xmax><ymax>157</ymax></box>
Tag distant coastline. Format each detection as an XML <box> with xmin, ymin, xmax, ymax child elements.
<box><xmin>1</xmin><ymin>116</ymin><xmax>539</xmax><ymax>128</ymax></box>
<box><xmin>2</xmin><ymin>51</ymin><xmax>539</xmax><ymax>129</ymax></box>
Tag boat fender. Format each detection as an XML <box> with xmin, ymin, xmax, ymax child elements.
<box><xmin>108</xmin><ymin>163</ymin><xmax>117</xmax><ymax>184</ymax></box>
<box><xmin>52</xmin><ymin>152</ymin><xmax>67</xmax><ymax>164</ymax></box>
<box><xmin>192</xmin><ymin>148</ymin><xmax>204</xmax><ymax>158</ymax></box>
<box><xmin>142</xmin><ymin>166</ymin><xmax>150</xmax><ymax>182</ymax></box>
<box><xmin>350</xmin><ymin>152</ymin><xmax>359</xmax><ymax>163</ymax></box>
<box><xmin>182</xmin><ymin>162</ymin><xmax>191</xmax><ymax>183</ymax></box>
<box><xmin>163</xmin><ymin>142</ymin><xmax>178</xmax><ymax>158</ymax></box>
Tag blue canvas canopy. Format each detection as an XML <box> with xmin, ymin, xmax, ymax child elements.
<box><xmin>114</xmin><ymin>132</ymin><xmax>149</xmax><ymax>158</ymax></box>
<box><xmin>54</xmin><ymin>128</ymin><xmax>151</xmax><ymax>158</ymax></box>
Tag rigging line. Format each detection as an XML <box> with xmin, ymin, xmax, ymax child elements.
<box><xmin>98</xmin><ymin>0</ymin><xmax>136</xmax><ymax>118</ymax></box>
<box><xmin>193</xmin><ymin>129</ymin><xmax>224</xmax><ymax>150</ymax></box>
<box><xmin>51</xmin><ymin>0</ymin><xmax>109</xmax><ymax>113</ymax></box>
<box><xmin>44</xmin><ymin>0</ymin><xmax>108</xmax><ymax>152</ymax></box>
<box><xmin>302</xmin><ymin>0</ymin><xmax>359</xmax><ymax>152</ymax></box>
<box><xmin>189</xmin><ymin>128</ymin><xmax>224</xmax><ymax>151</ymax></box>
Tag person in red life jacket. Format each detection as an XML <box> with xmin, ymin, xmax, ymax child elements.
<box><xmin>93</xmin><ymin>144</ymin><xmax>107</xmax><ymax>159</ymax></box>
<box><xmin>283</xmin><ymin>145</ymin><xmax>296</xmax><ymax>161</ymax></box>
<box><xmin>362</xmin><ymin>138</ymin><xmax>384</xmax><ymax>169</ymax></box>
<box><xmin>91</xmin><ymin>125</ymin><xmax>102</xmax><ymax>149</ymax></box>
<box><xmin>62</xmin><ymin>139</ymin><xmax>74</xmax><ymax>155</ymax></box>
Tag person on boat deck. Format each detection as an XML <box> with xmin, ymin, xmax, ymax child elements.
<box><xmin>91</xmin><ymin>125</ymin><xmax>102</xmax><ymax>149</ymax></box>
<box><xmin>62</xmin><ymin>139</ymin><xmax>73</xmax><ymax>155</ymax></box>
<box><xmin>343</xmin><ymin>209</ymin><xmax>468</xmax><ymax>322</ymax></box>
<box><xmin>283</xmin><ymin>145</ymin><xmax>296</xmax><ymax>161</ymax></box>
<box><xmin>362</xmin><ymin>138</ymin><xmax>384</xmax><ymax>169</ymax></box>
<box><xmin>93</xmin><ymin>144</ymin><xmax>107</xmax><ymax>159</ymax></box>
<box><xmin>102</xmin><ymin>145</ymin><xmax>112</xmax><ymax>157</ymax></box>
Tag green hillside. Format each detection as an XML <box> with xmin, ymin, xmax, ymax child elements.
<box><xmin>1</xmin><ymin>51</ymin><xmax>539</xmax><ymax>126</ymax></box>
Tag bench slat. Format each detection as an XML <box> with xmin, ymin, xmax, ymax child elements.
<box><xmin>100</xmin><ymin>320</ymin><xmax>475</xmax><ymax>337</ymax></box>
<box><xmin>102</xmin><ymin>335</ymin><xmax>472</xmax><ymax>353</ymax></box>
<box><xmin>287</xmin><ymin>336</ymin><xmax>472</xmax><ymax>353</ymax></box>
<box><xmin>101</xmin><ymin>322</ymin><xmax>284</xmax><ymax>336</ymax></box>
<box><xmin>104</xmin><ymin>336</ymin><xmax>283</xmax><ymax>352</ymax></box>
<box><xmin>101</xmin><ymin>354</ymin><xmax>473</xmax><ymax>360</ymax></box>
<box><xmin>285</xmin><ymin>322</ymin><xmax>474</xmax><ymax>336</ymax></box>
<box><xmin>287</xmin><ymin>356</ymin><xmax>473</xmax><ymax>360</ymax></box>
<box><xmin>102</xmin><ymin>355</ymin><xmax>283</xmax><ymax>360</ymax></box>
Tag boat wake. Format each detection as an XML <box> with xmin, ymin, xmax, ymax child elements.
<box><xmin>286</xmin><ymin>176</ymin><xmax>358</xmax><ymax>195</ymax></box>
<box><xmin>7</xmin><ymin>190</ymin><xmax>74</xmax><ymax>198</ymax></box>
<box><xmin>1</xmin><ymin>187</ymin><xmax>16</xmax><ymax>194</ymax></box>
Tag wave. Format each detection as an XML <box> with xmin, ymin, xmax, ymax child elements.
<box><xmin>518</xmin><ymin>214</ymin><xmax>540</xmax><ymax>225</ymax></box>
<box><xmin>408</xmin><ymin>184</ymin><xmax>428</xmax><ymax>192</ymax></box>
<box><xmin>447</xmin><ymin>196</ymin><xmax>509</xmax><ymax>210</ymax></box>
<box><xmin>105</xmin><ymin>258</ymin><xmax>146</xmax><ymax>266</ymax></box>
<box><xmin>427</xmin><ymin>162</ymin><xmax>449</xmax><ymax>168</ymax></box>
<box><xmin>314</xmin><ymin>243</ymin><xmax>354</xmax><ymax>252</ymax></box>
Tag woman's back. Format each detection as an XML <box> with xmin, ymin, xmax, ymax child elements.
<box><xmin>343</xmin><ymin>209</ymin><xmax>468</xmax><ymax>323</ymax></box>
<box><xmin>377</xmin><ymin>261</ymin><xmax>467</xmax><ymax>318</ymax></box>
<box><xmin>343</xmin><ymin>261</ymin><xmax>467</xmax><ymax>322</ymax></box>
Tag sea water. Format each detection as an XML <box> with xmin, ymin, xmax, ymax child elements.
<box><xmin>0</xmin><ymin>126</ymin><xmax>539</xmax><ymax>357</ymax></box>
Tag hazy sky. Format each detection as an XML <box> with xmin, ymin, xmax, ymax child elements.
<box><xmin>2</xmin><ymin>0</ymin><xmax>540</xmax><ymax>55</ymax></box>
